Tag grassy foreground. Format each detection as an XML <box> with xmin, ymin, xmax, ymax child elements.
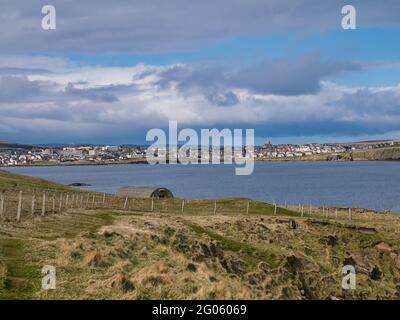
<box><xmin>1</xmin><ymin>170</ymin><xmax>400</xmax><ymax>300</ymax></box>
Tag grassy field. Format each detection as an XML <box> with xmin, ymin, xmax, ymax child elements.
<box><xmin>1</xmin><ymin>169</ymin><xmax>400</xmax><ymax>300</ymax></box>
<box><xmin>0</xmin><ymin>170</ymin><xmax>76</xmax><ymax>192</ymax></box>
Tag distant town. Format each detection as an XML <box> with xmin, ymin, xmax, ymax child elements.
<box><xmin>0</xmin><ymin>139</ymin><xmax>399</xmax><ymax>166</ymax></box>
<box><xmin>255</xmin><ymin>140</ymin><xmax>399</xmax><ymax>159</ymax></box>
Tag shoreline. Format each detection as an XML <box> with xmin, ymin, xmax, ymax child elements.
<box><xmin>2</xmin><ymin>146</ymin><xmax>400</xmax><ymax>167</ymax></box>
<box><xmin>2</xmin><ymin>158</ymin><xmax>400</xmax><ymax>168</ymax></box>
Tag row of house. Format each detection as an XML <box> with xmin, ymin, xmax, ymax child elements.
<box><xmin>0</xmin><ymin>145</ymin><xmax>146</xmax><ymax>166</ymax></box>
<box><xmin>255</xmin><ymin>140</ymin><xmax>397</xmax><ymax>159</ymax></box>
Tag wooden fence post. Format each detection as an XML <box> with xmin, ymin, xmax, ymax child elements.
<box><xmin>124</xmin><ymin>197</ymin><xmax>128</xmax><ymax>210</ymax></box>
<box><xmin>42</xmin><ymin>193</ymin><xmax>46</xmax><ymax>216</ymax></box>
<box><xmin>66</xmin><ymin>194</ymin><xmax>69</xmax><ymax>208</ymax></box>
<box><xmin>348</xmin><ymin>208</ymin><xmax>352</xmax><ymax>220</ymax></box>
<box><xmin>151</xmin><ymin>198</ymin><xmax>154</xmax><ymax>212</ymax></box>
<box><xmin>16</xmin><ymin>191</ymin><xmax>22</xmax><ymax>222</ymax></box>
<box><xmin>181</xmin><ymin>200</ymin><xmax>185</xmax><ymax>213</ymax></box>
<box><xmin>274</xmin><ymin>204</ymin><xmax>277</xmax><ymax>215</ymax></box>
<box><xmin>103</xmin><ymin>193</ymin><xmax>106</xmax><ymax>205</ymax></box>
<box><xmin>59</xmin><ymin>194</ymin><xmax>63</xmax><ymax>212</ymax></box>
<box><xmin>0</xmin><ymin>192</ymin><xmax>5</xmax><ymax>220</ymax></box>
<box><xmin>214</xmin><ymin>200</ymin><xmax>217</xmax><ymax>215</ymax></box>
<box><xmin>335</xmin><ymin>208</ymin><xmax>338</xmax><ymax>219</ymax></box>
<box><xmin>301</xmin><ymin>205</ymin><xmax>304</xmax><ymax>217</ymax></box>
<box><xmin>86</xmin><ymin>193</ymin><xmax>90</xmax><ymax>207</ymax></box>
<box><xmin>246</xmin><ymin>201</ymin><xmax>250</xmax><ymax>214</ymax></box>
<box><xmin>52</xmin><ymin>196</ymin><xmax>56</xmax><ymax>213</ymax></box>
<box><xmin>31</xmin><ymin>194</ymin><xmax>36</xmax><ymax>216</ymax></box>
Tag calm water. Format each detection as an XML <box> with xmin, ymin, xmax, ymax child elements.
<box><xmin>4</xmin><ymin>161</ymin><xmax>400</xmax><ymax>212</ymax></box>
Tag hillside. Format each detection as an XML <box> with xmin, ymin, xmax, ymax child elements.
<box><xmin>0</xmin><ymin>141</ymin><xmax>35</xmax><ymax>150</ymax></box>
<box><xmin>260</xmin><ymin>146</ymin><xmax>400</xmax><ymax>162</ymax></box>
<box><xmin>351</xmin><ymin>146</ymin><xmax>400</xmax><ymax>161</ymax></box>
<box><xmin>0</xmin><ymin>169</ymin><xmax>75</xmax><ymax>192</ymax></box>
<box><xmin>0</xmin><ymin>171</ymin><xmax>400</xmax><ymax>300</ymax></box>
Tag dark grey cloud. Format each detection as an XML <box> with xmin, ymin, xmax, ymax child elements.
<box><xmin>0</xmin><ymin>73</ymin><xmax>123</xmax><ymax>108</ymax></box>
<box><xmin>1</xmin><ymin>0</ymin><xmax>399</xmax><ymax>54</ymax></box>
<box><xmin>334</xmin><ymin>88</ymin><xmax>400</xmax><ymax>116</ymax></box>
<box><xmin>157</xmin><ymin>65</ymin><xmax>225</xmax><ymax>92</ymax></box>
<box><xmin>65</xmin><ymin>83</ymin><xmax>120</xmax><ymax>103</ymax></box>
<box><xmin>0</xmin><ymin>75</ymin><xmax>41</xmax><ymax>102</ymax></box>
<box><xmin>157</xmin><ymin>56</ymin><xmax>361</xmax><ymax>96</ymax></box>
<box><xmin>0</xmin><ymin>67</ymin><xmax>52</xmax><ymax>75</ymax></box>
<box><xmin>229</xmin><ymin>56</ymin><xmax>362</xmax><ymax>95</ymax></box>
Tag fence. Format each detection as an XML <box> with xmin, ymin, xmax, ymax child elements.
<box><xmin>0</xmin><ymin>188</ymin><xmax>389</xmax><ymax>223</ymax></box>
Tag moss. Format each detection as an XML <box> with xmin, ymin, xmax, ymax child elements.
<box><xmin>0</xmin><ymin>238</ymin><xmax>41</xmax><ymax>300</ymax></box>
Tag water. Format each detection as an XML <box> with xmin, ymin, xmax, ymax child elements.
<box><xmin>4</xmin><ymin>161</ymin><xmax>400</xmax><ymax>212</ymax></box>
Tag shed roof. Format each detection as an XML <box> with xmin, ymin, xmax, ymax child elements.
<box><xmin>116</xmin><ymin>186</ymin><xmax>174</xmax><ymax>199</ymax></box>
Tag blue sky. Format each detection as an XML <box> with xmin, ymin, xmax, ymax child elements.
<box><xmin>1</xmin><ymin>1</ymin><xmax>400</xmax><ymax>144</ymax></box>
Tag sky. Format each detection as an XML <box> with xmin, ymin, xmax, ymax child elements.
<box><xmin>0</xmin><ymin>0</ymin><xmax>400</xmax><ymax>145</ymax></box>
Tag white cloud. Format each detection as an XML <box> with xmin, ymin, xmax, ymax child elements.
<box><xmin>0</xmin><ymin>56</ymin><xmax>399</xmax><ymax>143</ymax></box>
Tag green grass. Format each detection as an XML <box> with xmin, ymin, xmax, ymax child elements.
<box><xmin>148</xmin><ymin>198</ymin><xmax>300</xmax><ymax>217</ymax></box>
<box><xmin>0</xmin><ymin>169</ymin><xmax>75</xmax><ymax>192</ymax></box>
<box><xmin>0</xmin><ymin>238</ymin><xmax>41</xmax><ymax>299</ymax></box>
<box><xmin>0</xmin><ymin>211</ymin><xmax>115</xmax><ymax>299</ymax></box>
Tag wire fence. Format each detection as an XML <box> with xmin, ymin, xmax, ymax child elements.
<box><xmin>0</xmin><ymin>188</ymin><xmax>392</xmax><ymax>223</ymax></box>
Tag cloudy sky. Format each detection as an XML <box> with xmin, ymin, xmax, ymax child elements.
<box><xmin>0</xmin><ymin>0</ymin><xmax>400</xmax><ymax>144</ymax></box>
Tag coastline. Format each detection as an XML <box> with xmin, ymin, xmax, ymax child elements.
<box><xmin>2</xmin><ymin>146</ymin><xmax>400</xmax><ymax>168</ymax></box>
<box><xmin>0</xmin><ymin>159</ymin><xmax>149</xmax><ymax>168</ymax></box>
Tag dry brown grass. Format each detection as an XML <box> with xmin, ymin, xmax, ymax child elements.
<box><xmin>1</xmin><ymin>207</ymin><xmax>400</xmax><ymax>300</ymax></box>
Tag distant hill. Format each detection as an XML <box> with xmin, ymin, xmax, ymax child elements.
<box><xmin>0</xmin><ymin>141</ymin><xmax>36</xmax><ymax>150</ymax></box>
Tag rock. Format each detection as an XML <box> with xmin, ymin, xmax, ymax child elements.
<box><xmin>68</xmin><ymin>182</ymin><xmax>91</xmax><ymax>187</ymax></box>
<box><xmin>200</xmin><ymin>243</ymin><xmax>212</xmax><ymax>258</ymax></box>
<box><xmin>375</xmin><ymin>242</ymin><xmax>392</xmax><ymax>252</ymax></box>
<box><xmin>369</xmin><ymin>265</ymin><xmax>382</xmax><ymax>280</ymax></box>
<box><xmin>209</xmin><ymin>241</ymin><xmax>223</xmax><ymax>258</ymax></box>
<box><xmin>343</xmin><ymin>256</ymin><xmax>356</xmax><ymax>266</ymax></box>
<box><xmin>246</xmin><ymin>272</ymin><xmax>265</xmax><ymax>285</ymax></box>
<box><xmin>285</xmin><ymin>255</ymin><xmax>302</xmax><ymax>273</ymax></box>
<box><xmin>289</xmin><ymin>220</ymin><xmax>298</xmax><ymax>230</ymax></box>
<box><xmin>220</xmin><ymin>257</ymin><xmax>245</xmax><ymax>275</ymax></box>
<box><xmin>187</xmin><ymin>263</ymin><xmax>197</xmax><ymax>272</ymax></box>
<box><xmin>326</xmin><ymin>235</ymin><xmax>338</xmax><ymax>246</ymax></box>
<box><xmin>257</xmin><ymin>223</ymin><xmax>270</xmax><ymax>230</ymax></box>
<box><xmin>110</xmin><ymin>274</ymin><xmax>135</xmax><ymax>292</ymax></box>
